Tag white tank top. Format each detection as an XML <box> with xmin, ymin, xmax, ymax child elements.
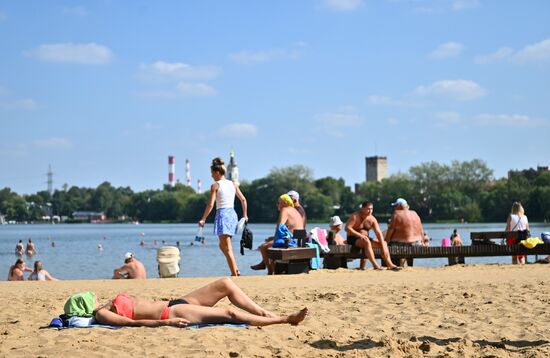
<box><xmin>509</xmin><ymin>214</ymin><xmax>528</xmax><ymax>231</ymax></box>
<box><xmin>215</xmin><ymin>179</ymin><xmax>235</xmax><ymax>209</ymax></box>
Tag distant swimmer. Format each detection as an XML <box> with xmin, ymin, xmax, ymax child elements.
<box><xmin>15</xmin><ymin>240</ymin><xmax>24</xmax><ymax>256</ymax></box>
<box><xmin>112</xmin><ymin>252</ymin><xmax>147</xmax><ymax>279</ymax></box>
<box><xmin>140</xmin><ymin>240</ymin><xmax>146</xmax><ymax>247</ymax></box>
<box><xmin>26</xmin><ymin>239</ymin><xmax>37</xmax><ymax>256</ymax></box>
<box><xmin>98</xmin><ymin>244</ymin><xmax>104</xmax><ymax>251</ymax></box>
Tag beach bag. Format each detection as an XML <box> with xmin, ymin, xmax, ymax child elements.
<box><xmin>240</xmin><ymin>224</ymin><xmax>253</xmax><ymax>255</ymax></box>
<box><xmin>515</xmin><ymin>229</ymin><xmax>530</xmax><ymax>244</ymax></box>
<box><xmin>64</xmin><ymin>291</ymin><xmax>95</xmax><ymax>318</ymax></box>
<box><xmin>541</xmin><ymin>232</ymin><xmax>550</xmax><ymax>244</ymax></box>
<box><xmin>157</xmin><ymin>246</ymin><xmax>180</xmax><ymax>278</ymax></box>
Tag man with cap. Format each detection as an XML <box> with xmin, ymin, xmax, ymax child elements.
<box><xmin>345</xmin><ymin>201</ymin><xmax>401</xmax><ymax>270</ymax></box>
<box><xmin>385</xmin><ymin>198</ymin><xmax>425</xmax><ymax>267</ymax></box>
<box><xmin>328</xmin><ymin>216</ymin><xmax>346</xmax><ymax>245</ymax></box>
<box><xmin>287</xmin><ymin>190</ymin><xmax>307</xmax><ymax>227</ymax></box>
<box><xmin>112</xmin><ymin>252</ymin><xmax>147</xmax><ymax>279</ymax></box>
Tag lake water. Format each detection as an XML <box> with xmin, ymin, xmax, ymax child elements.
<box><xmin>2</xmin><ymin>222</ymin><xmax>550</xmax><ymax>280</ymax></box>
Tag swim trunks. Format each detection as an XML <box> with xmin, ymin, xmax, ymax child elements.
<box><xmin>387</xmin><ymin>240</ymin><xmax>421</xmax><ymax>247</ymax></box>
<box><xmin>113</xmin><ymin>293</ymin><xmax>134</xmax><ymax>319</ymax></box>
<box><xmin>160</xmin><ymin>299</ymin><xmax>189</xmax><ymax>320</ymax></box>
<box><xmin>346</xmin><ymin>235</ymin><xmax>373</xmax><ymax>247</ymax></box>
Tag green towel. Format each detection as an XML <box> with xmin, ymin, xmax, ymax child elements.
<box><xmin>64</xmin><ymin>291</ymin><xmax>95</xmax><ymax>317</ymax></box>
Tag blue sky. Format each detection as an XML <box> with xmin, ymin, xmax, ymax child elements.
<box><xmin>1</xmin><ymin>0</ymin><xmax>549</xmax><ymax>194</ymax></box>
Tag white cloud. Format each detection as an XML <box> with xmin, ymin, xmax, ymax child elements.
<box><xmin>62</xmin><ymin>6</ymin><xmax>88</xmax><ymax>16</ymax></box>
<box><xmin>323</xmin><ymin>0</ymin><xmax>365</xmax><ymax>11</ymax></box>
<box><xmin>413</xmin><ymin>79</ymin><xmax>486</xmax><ymax>101</ymax></box>
<box><xmin>434</xmin><ymin>111</ymin><xmax>462</xmax><ymax>127</ymax></box>
<box><xmin>452</xmin><ymin>0</ymin><xmax>480</xmax><ymax>11</ymax></box>
<box><xmin>228</xmin><ymin>43</ymin><xmax>305</xmax><ymax>65</ymax></box>
<box><xmin>472</xmin><ymin>113</ymin><xmax>547</xmax><ymax>128</ymax></box>
<box><xmin>315</xmin><ymin>109</ymin><xmax>364</xmax><ymax>137</ymax></box>
<box><xmin>0</xmin><ymin>99</ymin><xmax>37</xmax><ymax>110</ymax></box>
<box><xmin>368</xmin><ymin>95</ymin><xmax>404</xmax><ymax>106</ymax></box>
<box><xmin>139</xmin><ymin>61</ymin><xmax>221</xmax><ymax>80</ymax></box>
<box><xmin>218</xmin><ymin>123</ymin><xmax>258</xmax><ymax>138</ymax></box>
<box><xmin>176</xmin><ymin>82</ymin><xmax>217</xmax><ymax>96</ymax></box>
<box><xmin>26</xmin><ymin>43</ymin><xmax>113</xmax><ymax>64</ymax></box>
<box><xmin>33</xmin><ymin>137</ymin><xmax>72</xmax><ymax>149</ymax></box>
<box><xmin>428</xmin><ymin>42</ymin><xmax>464</xmax><ymax>59</ymax></box>
<box><xmin>474</xmin><ymin>47</ymin><xmax>513</xmax><ymax>64</ymax></box>
<box><xmin>513</xmin><ymin>38</ymin><xmax>550</xmax><ymax>64</ymax></box>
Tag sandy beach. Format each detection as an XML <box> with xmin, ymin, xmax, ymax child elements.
<box><xmin>1</xmin><ymin>264</ymin><xmax>549</xmax><ymax>357</ymax></box>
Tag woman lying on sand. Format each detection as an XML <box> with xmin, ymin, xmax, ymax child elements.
<box><xmin>92</xmin><ymin>277</ymin><xmax>308</xmax><ymax>327</ymax></box>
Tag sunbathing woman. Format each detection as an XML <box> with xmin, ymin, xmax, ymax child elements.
<box><xmin>94</xmin><ymin>277</ymin><xmax>308</xmax><ymax>327</ymax></box>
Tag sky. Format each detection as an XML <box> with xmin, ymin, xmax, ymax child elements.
<box><xmin>1</xmin><ymin>0</ymin><xmax>549</xmax><ymax>195</ymax></box>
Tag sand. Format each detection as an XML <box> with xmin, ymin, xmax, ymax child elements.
<box><xmin>1</xmin><ymin>264</ymin><xmax>549</xmax><ymax>357</ymax></box>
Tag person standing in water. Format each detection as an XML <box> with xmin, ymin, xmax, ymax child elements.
<box><xmin>199</xmin><ymin>157</ymin><xmax>248</xmax><ymax>276</ymax></box>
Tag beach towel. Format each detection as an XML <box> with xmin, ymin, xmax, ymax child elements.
<box><xmin>309</xmin><ymin>227</ymin><xmax>330</xmax><ymax>253</ymax></box>
<box><xmin>273</xmin><ymin>224</ymin><xmax>297</xmax><ymax>248</ymax></box>
<box><xmin>306</xmin><ymin>242</ymin><xmax>321</xmax><ymax>269</ymax></box>
<box><xmin>520</xmin><ymin>237</ymin><xmax>543</xmax><ymax>249</ymax></box>
<box><xmin>45</xmin><ymin>317</ymin><xmax>247</xmax><ymax>330</ymax></box>
<box><xmin>64</xmin><ymin>291</ymin><xmax>95</xmax><ymax>318</ymax></box>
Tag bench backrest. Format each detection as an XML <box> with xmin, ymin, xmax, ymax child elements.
<box><xmin>470</xmin><ymin>231</ymin><xmax>517</xmax><ymax>241</ymax></box>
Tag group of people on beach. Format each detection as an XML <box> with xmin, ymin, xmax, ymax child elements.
<box><xmin>7</xmin><ymin>259</ymin><xmax>58</xmax><ymax>281</ymax></box>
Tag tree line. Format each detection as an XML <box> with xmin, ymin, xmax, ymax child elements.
<box><xmin>1</xmin><ymin>159</ymin><xmax>549</xmax><ymax>223</ymax></box>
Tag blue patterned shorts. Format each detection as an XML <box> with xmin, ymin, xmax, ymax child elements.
<box><xmin>214</xmin><ymin>208</ymin><xmax>238</xmax><ymax>236</ymax></box>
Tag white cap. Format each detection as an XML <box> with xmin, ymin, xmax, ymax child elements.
<box><xmin>124</xmin><ymin>252</ymin><xmax>133</xmax><ymax>260</ymax></box>
<box><xmin>329</xmin><ymin>216</ymin><xmax>343</xmax><ymax>227</ymax></box>
<box><xmin>287</xmin><ymin>190</ymin><xmax>300</xmax><ymax>201</ymax></box>
<box><xmin>391</xmin><ymin>198</ymin><xmax>408</xmax><ymax>207</ymax></box>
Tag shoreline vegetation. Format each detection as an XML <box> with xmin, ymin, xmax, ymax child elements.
<box><xmin>2</xmin><ymin>160</ymin><xmax>550</xmax><ymax>225</ymax></box>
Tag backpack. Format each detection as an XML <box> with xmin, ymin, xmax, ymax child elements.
<box><xmin>240</xmin><ymin>224</ymin><xmax>253</xmax><ymax>255</ymax></box>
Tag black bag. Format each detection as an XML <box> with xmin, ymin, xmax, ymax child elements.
<box><xmin>240</xmin><ymin>224</ymin><xmax>253</xmax><ymax>255</ymax></box>
<box><xmin>515</xmin><ymin>229</ymin><xmax>530</xmax><ymax>244</ymax></box>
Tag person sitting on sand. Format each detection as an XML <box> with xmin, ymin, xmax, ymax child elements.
<box><xmin>328</xmin><ymin>216</ymin><xmax>346</xmax><ymax>245</ymax></box>
<box><xmin>112</xmin><ymin>252</ymin><xmax>147</xmax><ymax>279</ymax></box>
<box><xmin>89</xmin><ymin>277</ymin><xmax>309</xmax><ymax>327</ymax></box>
<box><xmin>28</xmin><ymin>260</ymin><xmax>59</xmax><ymax>281</ymax></box>
<box><xmin>251</xmin><ymin>194</ymin><xmax>305</xmax><ymax>274</ymax></box>
<box><xmin>7</xmin><ymin>258</ymin><xmax>33</xmax><ymax>281</ymax></box>
<box><xmin>385</xmin><ymin>198</ymin><xmax>425</xmax><ymax>267</ymax></box>
<box><xmin>345</xmin><ymin>201</ymin><xmax>401</xmax><ymax>271</ymax></box>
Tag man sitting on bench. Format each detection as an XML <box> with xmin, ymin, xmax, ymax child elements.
<box><xmin>385</xmin><ymin>198</ymin><xmax>425</xmax><ymax>267</ymax></box>
<box><xmin>345</xmin><ymin>201</ymin><xmax>401</xmax><ymax>271</ymax></box>
<box><xmin>251</xmin><ymin>194</ymin><xmax>305</xmax><ymax>274</ymax></box>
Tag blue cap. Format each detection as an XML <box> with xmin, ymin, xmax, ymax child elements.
<box><xmin>49</xmin><ymin>317</ymin><xmax>63</xmax><ymax>328</ymax></box>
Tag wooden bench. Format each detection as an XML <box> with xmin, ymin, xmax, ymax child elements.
<box><xmin>267</xmin><ymin>247</ymin><xmax>317</xmax><ymax>274</ymax></box>
<box><xmin>320</xmin><ymin>240</ymin><xmax>550</xmax><ymax>268</ymax></box>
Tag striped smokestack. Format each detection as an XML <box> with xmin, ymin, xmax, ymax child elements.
<box><xmin>168</xmin><ymin>156</ymin><xmax>175</xmax><ymax>187</ymax></box>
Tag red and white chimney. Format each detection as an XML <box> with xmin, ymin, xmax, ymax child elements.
<box><xmin>186</xmin><ymin>159</ymin><xmax>191</xmax><ymax>187</ymax></box>
<box><xmin>197</xmin><ymin>179</ymin><xmax>202</xmax><ymax>193</ymax></box>
<box><xmin>168</xmin><ymin>156</ymin><xmax>175</xmax><ymax>187</ymax></box>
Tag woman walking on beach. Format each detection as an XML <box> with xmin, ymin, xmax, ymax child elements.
<box><xmin>199</xmin><ymin>158</ymin><xmax>248</xmax><ymax>276</ymax></box>
<box><xmin>505</xmin><ymin>202</ymin><xmax>529</xmax><ymax>265</ymax></box>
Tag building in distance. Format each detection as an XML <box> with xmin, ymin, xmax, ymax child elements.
<box><xmin>365</xmin><ymin>156</ymin><xmax>387</xmax><ymax>182</ymax></box>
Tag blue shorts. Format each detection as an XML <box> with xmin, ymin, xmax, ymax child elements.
<box><xmin>214</xmin><ymin>208</ymin><xmax>238</xmax><ymax>236</ymax></box>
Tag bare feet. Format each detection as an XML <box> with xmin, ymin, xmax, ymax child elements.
<box><xmin>287</xmin><ymin>307</ymin><xmax>309</xmax><ymax>325</ymax></box>
<box><xmin>250</xmin><ymin>263</ymin><xmax>266</xmax><ymax>270</ymax></box>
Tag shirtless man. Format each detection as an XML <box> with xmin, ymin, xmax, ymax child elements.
<box><xmin>287</xmin><ymin>190</ymin><xmax>307</xmax><ymax>227</ymax></box>
<box><xmin>385</xmin><ymin>198</ymin><xmax>424</xmax><ymax>267</ymax></box>
<box><xmin>251</xmin><ymin>194</ymin><xmax>305</xmax><ymax>274</ymax></box>
<box><xmin>7</xmin><ymin>258</ymin><xmax>33</xmax><ymax>281</ymax></box>
<box><xmin>346</xmin><ymin>201</ymin><xmax>400</xmax><ymax>270</ymax></box>
<box><xmin>113</xmin><ymin>252</ymin><xmax>147</xmax><ymax>279</ymax></box>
